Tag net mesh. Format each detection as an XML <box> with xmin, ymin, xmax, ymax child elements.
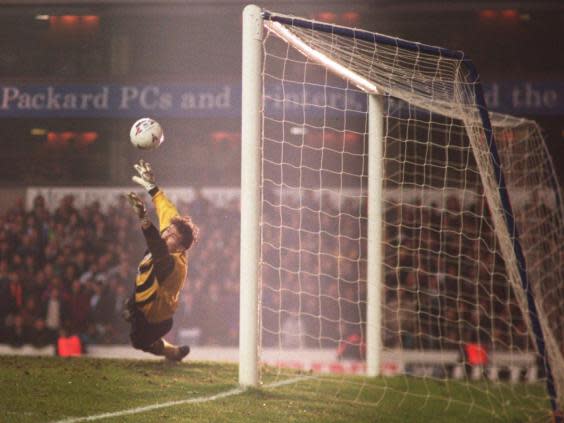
<box><xmin>256</xmin><ymin>13</ymin><xmax>563</xmax><ymax>417</ymax></box>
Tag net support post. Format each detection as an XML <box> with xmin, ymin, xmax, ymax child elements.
<box><xmin>366</xmin><ymin>94</ymin><xmax>384</xmax><ymax>377</ymax></box>
<box><xmin>239</xmin><ymin>4</ymin><xmax>263</xmax><ymax>388</ymax></box>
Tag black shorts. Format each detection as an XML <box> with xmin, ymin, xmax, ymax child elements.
<box><xmin>129</xmin><ymin>308</ymin><xmax>173</xmax><ymax>351</ymax></box>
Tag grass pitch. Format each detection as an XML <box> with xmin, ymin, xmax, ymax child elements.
<box><xmin>0</xmin><ymin>355</ymin><xmax>550</xmax><ymax>423</ymax></box>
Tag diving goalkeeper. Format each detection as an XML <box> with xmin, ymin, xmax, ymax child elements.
<box><xmin>124</xmin><ymin>159</ymin><xmax>198</xmax><ymax>361</ymax></box>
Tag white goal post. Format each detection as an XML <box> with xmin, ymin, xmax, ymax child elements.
<box><xmin>239</xmin><ymin>4</ymin><xmax>263</xmax><ymax>386</ymax></box>
<box><xmin>239</xmin><ymin>4</ymin><xmax>563</xmax><ymax>419</ymax></box>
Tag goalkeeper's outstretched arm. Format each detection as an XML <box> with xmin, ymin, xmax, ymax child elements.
<box><xmin>132</xmin><ymin>159</ymin><xmax>180</xmax><ymax>232</ymax></box>
<box><xmin>127</xmin><ymin>192</ymin><xmax>175</xmax><ymax>280</ymax></box>
<box><xmin>130</xmin><ymin>160</ymin><xmax>199</xmax><ymax>253</ymax></box>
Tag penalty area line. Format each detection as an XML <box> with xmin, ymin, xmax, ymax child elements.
<box><xmin>49</xmin><ymin>376</ymin><xmax>307</xmax><ymax>423</ymax></box>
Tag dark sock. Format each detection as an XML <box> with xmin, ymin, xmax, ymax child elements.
<box><xmin>144</xmin><ymin>339</ymin><xmax>165</xmax><ymax>356</ymax></box>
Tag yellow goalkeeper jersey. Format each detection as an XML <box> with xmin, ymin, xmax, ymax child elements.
<box><xmin>134</xmin><ymin>189</ymin><xmax>188</xmax><ymax>323</ymax></box>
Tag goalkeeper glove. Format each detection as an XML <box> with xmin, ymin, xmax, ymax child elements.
<box><xmin>127</xmin><ymin>192</ymin><xmax>147</xmax><ymax>219</ymax></box>
<box><xmin>132</xmin><ymin>159</ymin><xmax>157</xmax><ymax>191</ymax></box>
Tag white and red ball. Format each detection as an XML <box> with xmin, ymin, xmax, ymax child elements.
<box><xmin>129</xmin><ymin>118</ymin><xmax>164</xmax><ymax>150</ymax></box>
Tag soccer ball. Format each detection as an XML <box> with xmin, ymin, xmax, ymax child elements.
<box><xmin>129</xmin><ymin>118</ymin><xmax>164</xmax><ymax>150</ymax></box>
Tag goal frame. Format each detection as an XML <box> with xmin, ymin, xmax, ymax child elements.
<box><xmin>238</xmin><ymin>5</ymin><xmax>560</xmax><ymax>418</ymax></box>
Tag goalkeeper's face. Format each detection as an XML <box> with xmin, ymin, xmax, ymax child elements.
<box><xmin>163</xmin><ymin>225</ymin><xmax>183</xmax><ymax>253</ymax></box>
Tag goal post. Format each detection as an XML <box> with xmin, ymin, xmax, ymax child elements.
<box><xmin>239</xmin><ymin>5</ymin><xmax>563</xmax><ymax>419</ymax></box>
<box><xmin>239</xmin><ymin>4</ymin><xmax>263</xmax><ymax>387</ymax></box>
<box><xmin>366</xmin><ymin>94</ymin><xmax>385</xmax><ymax>377</ymax></box>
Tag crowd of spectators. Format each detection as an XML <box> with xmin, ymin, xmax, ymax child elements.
<box><xmin>0</xmin><ymin>194</ymin><xmax>139</xmax><ymax>349</ymax></box>
<box><xmin>0</xmin><ymin>189</ymin><xmax>538</xmax><ymax>354</ymax></box>
<box><xmin>0</xmin><ymin>191</ymin><xmax>241</xmax><ymax>350</ymax></box>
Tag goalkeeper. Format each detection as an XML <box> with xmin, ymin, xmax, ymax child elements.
<box><xmin>124</xmin><ymin>159</ymin><xmax>198</xmax><ymax>361</ymax></box>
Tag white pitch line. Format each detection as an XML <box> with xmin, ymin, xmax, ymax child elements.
<box><xmin>49</xmin><ymin>376</ymin><xmax>307</xmax><ymax>423</ymax></box>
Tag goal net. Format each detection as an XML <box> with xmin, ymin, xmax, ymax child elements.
<box><xmin>240</xmin><ymin>6</ymin><xmax>563</xmax><ymax>419</ymax></box>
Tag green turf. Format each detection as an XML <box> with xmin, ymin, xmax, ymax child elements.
<box><xmin>0</xmin><ymin>355</ymin><xmax>552</xmax><ymax>423</ymax></box>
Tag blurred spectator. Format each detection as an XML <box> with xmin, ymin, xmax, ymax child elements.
<box><xmin>281</xmin><ymin>313</ymin><xmax>307</xmax><ymax>349</ymax></box>
<box><xmin>68</xmin><ymin>280</ymin><xmax>90</xmax><ymax>334</ymax></box>
<box><xmin>5</xmin><ymin>314</ymin><xmax>27</xmax><ymax>347</ymax></box>
<box><xmin>336</xmin><ymin>322</ymin><xmax>366</xmax><ymax>360</ymax></box>
<box><xmin>0</xmin><ymin>260</ymin><xmax>11</xmax><ymax>323</ymax></box>
<box><xmin>6</xmin><ymin>273</ymin><xmax>24</xmax><ymax>315</ymax></box>
<box><xmin>89</xmin><ymin>281</ymin><xmax>117</xmax><ymax>343</ymax></box>
<box><xmin>45</xmin><ymin>287</ymin><xmax>64</xmax><ymax>334</ymax></box>
<box><xmin>21</xmin><ymin>297</ymin><xmax>42</xmax><ymax>329</ymax></box>
<box><xmin>29</xmin><ymin>318</ymin><xmax>55</xmax><ymax>348</ymax></box>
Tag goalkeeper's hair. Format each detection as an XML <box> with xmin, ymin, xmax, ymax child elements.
<box><xmin>171</xmin><ymin>215</ymin><xmax>199</xmax><ymax>250</ymax></box>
